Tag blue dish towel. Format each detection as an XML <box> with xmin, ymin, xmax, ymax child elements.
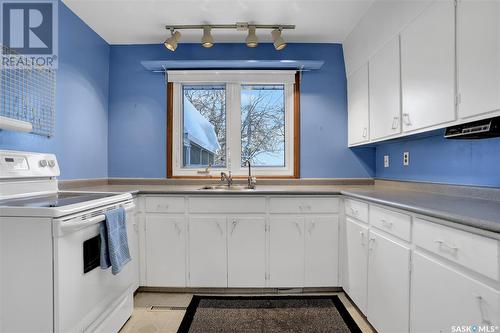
<box><xmin>99</xmin><ymin>207</ymin><xmax>131</xmax><ymax>275</ymax></box>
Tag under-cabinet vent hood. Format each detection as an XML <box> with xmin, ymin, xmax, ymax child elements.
<box><xmin>445</xmin><ymin>116</ymin><xmax>500</xmax><ymax>139</ymax></box>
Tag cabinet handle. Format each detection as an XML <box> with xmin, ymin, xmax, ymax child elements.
<box><xmin>294</xmin><ymin>222</ymin><xmax>302</xmax><ymax>236</ymax></box>
<box><xmin>216</xmin><ymin>222</ymin><xmax>224</xmax><ymax>236</ymax></box>
<box><xmin>360</xmin><ymin>231</ymin><xmax>365</xmax><ymax>246</ymax></box>
<box><xmin>368</xmin><ymin>237</ymin><xmax>375</xmax><ymax>251</ymax></box>
<box><xmin>174</xmin><ymin>223</ymin><xmax>182</xmax><ymax>236</ymax></box>
<box><xmin>362</xmin><ymin>127</ymin><xmax>368</xmax><ymax>138</ymax></box>
<box><xmin>230</xmin><ymin>219</ymin><xmax>238</xmax><ymax>235</ymax></box>
<box><xmin>133</xmin><ymin>223</ymin><xmax>139</xmax><ymax>233</ymax></box>
<box><xmin>403</xmin><ymin>113</ymin><xmax>412</xmax><ymax>126</ymax></box>
<box><xmin>350</xmin><ymin>207</ymin><xmax>359</xmax><ymax>216</ymax></box>
<box><xmin>474</xmin><ymin>294</ymin><xmax>492</xmax><ymax>325</ymax></box>
<box><xmin>392</xmin><ymin>116</ymin><xmax>399</xmax><ymax>130</ymax></box>
<box><xmin>308</xmin><ymin>222</ymin><xmax>316</xmax><ymax>236</ymax></box>
<box><xmin>434</xmin><ymin>240</ymin><xmax>459</xmax><ymax>254</ymax></box>
<box><xmin>380</xmin><ymin>219</ymin><xmax>393</xmax><ymax>228</ymax></box>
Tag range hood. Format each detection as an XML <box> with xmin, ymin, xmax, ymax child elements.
<box><xmin>444</xmin><ymin>116</ymin><xmax>500</xmax><ymax>139</ymax></box>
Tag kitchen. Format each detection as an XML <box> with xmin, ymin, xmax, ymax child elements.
<box><xmin>0</xmin><ymin>0</ymin><xmax>499</xmax><ymax>332</ymax></box>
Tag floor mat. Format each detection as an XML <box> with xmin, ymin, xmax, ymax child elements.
<box><xmin>177</xmin><ymin>295</ymin><xmax>362</xmax><ymax>333</ymax></box>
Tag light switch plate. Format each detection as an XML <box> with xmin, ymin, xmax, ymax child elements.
<box><xmin>384</xmin><ymin>155</ymin><xmax>390</xmax><ymax>168</ymax></box>
<box><xmin>403</xmin><ymin>152</ymin><xmax>410</xmax><ymax>166</ymax></box>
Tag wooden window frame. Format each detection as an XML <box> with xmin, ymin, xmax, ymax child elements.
<box><xmin>167</xmin><ymin>72</ymin><xmax>300</xmax><ymax>179</ymax></box>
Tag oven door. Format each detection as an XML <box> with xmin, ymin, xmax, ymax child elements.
<box><xmin>53</xmin><ymin>201</ymin><xmax>136</xmax><ymax>333</ymax></box>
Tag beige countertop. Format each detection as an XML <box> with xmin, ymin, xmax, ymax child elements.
<box><xmin>64</xmin><ymin>181</ymin><xmax>500</xmax><ymax>234</ymax></box>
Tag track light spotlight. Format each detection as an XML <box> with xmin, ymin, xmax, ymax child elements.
<box><xmin>245</xmin><ymin>26</ymin><xmax>258</xmax><ymax>48</ymax></box>
<box><xmin>201</xmin><ymin>26</ymin><xmax>214</xmax><ymax>48</ymax></box>
<box><xmin>271</xmin><ymin>28</ymin><xmax>286</xmax><ymax>50</ymax></box>
<box><xmin>164</xmin><ymin>30</ymin><xmax>181</xmax><ymax>51</ymax></box>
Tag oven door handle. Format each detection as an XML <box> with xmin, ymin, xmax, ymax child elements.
<box><xmin>54</xmin><ymin>203</ymin><xmax>135</xmax><ymax>237</ymax></box>
<box><xmin>55</xmin><ymin>214</ymin><xmax>106</xmax><ymax>236</ymax></box>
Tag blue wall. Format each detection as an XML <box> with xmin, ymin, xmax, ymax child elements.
<box><xmin>0</xmin><ymin>2</ymin><xmax>110</xmax><ymax>179</ymax></box>
<box><xmin>107</xmin><ymin>43</ymin><xmax>375</xmax><ymax>178</ymax></box>
<box><xmin>375</xmin><ymin>131</ymin><xmax>500</xmax><ymax>187</ymax></box>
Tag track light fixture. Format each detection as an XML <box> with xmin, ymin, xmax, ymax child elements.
<box><xmin>163</xmin><ymin>23</ymin><xmax>294</xmax><ymax>51</ymax></box>
<box><xmin>164</xmin><ymin>29</ymin><xmax>181</xmax><ymax>51</ymax></box>
<box><xmin>201</xmin><ymin>26</ymin><xmax>214</xmax><ymax>48</ymax></box>
<box><xmin>271</xmin><ymin>28</ymin><xmax>287</xmax><ymax>50</ymax></box>
<box><xmin>245</xmin><ymin>26</ymin><xmax>258</xmax><ymax>48</ymax></box>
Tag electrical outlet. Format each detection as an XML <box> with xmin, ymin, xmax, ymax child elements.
<box><xmin>384</xmin><ymin>155</ymin><xmax>390</xmax><ymax>168</ymax></box>
<box><xmin>403</xmin><ymin>152</ymin><xmax>410</xmax><ymax>166</ymax></box>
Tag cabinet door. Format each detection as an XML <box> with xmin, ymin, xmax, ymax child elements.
<box><xmin>188</xmin><ymin>216</ymin><xmax>227</xmax><ymax>287</ymax></box>
<box><xmin>457</xmin><ymin>0</ymin><xmax>500</xmax><ymax>119</ymax></box>
<box><xmin>227</xmin><ymin>216</ymin><xmax>266</xmax><ymax>287</ymax></box>
<box><xmin>145</xmin><ymin>216</ymin><xmax>186</xmax><ymax>287</ymax></box>
<box><xmin>348</xmin><ymin>63</ymin><xmax>370</xmax><ymax>145</ymax></box>
<box><xmin>401</xmin><ymin>0</ymin><xmax>456</xmax><ymax>132</ymax></box>
<box><xmin>304</xmin><ymin>216</ymin><xmax>339</xmax><ymax>287</ymax></box>
<box><xmin>345</xmin><ymin>218</ymin><xmax>369</xmax><ymax>314</ymax></box>
<box><xmin>367</xmin><ymin>231</ymin><xmax>411</xmax><ymax>333</ymax></box>
<box><xmin>269</xmin><ymin>216</ymin><xmax>305</xmax><ymax>287</ymax></box>
<box><xmin>411</xmin><ymin>253</ymin><xmax>500</xmax><ymax>333</ymax></box>
<box><xmin>369</xmin><ymin>36</ymin><xmax>402</xmax><ymax>140</ymax></box>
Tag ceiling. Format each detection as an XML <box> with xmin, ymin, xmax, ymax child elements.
<box><xmin>62</xmin><ymin>0</ymin><xmax>374</xmax><ymax>45</ymax></box>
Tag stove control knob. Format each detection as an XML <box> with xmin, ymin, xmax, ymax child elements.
<box><xmin>48</xmin><ymin>160</ymin><xmax>56</xmax><ymax>168</ymax></box>
<box><xmin>39</xmin><ymin>160</ymin><xmax>48</xmax><ymax>167</ymax></box>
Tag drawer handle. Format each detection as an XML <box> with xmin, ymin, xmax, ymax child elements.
<box><xmin>157</xmin><ymin>204</ymin><xmax>169</xmax><ymax>210</ymax></box>
<box><xmin>434</xmin><ymin>240</ymin><xmax>459</xmax><ymax>253</ymax></box>
<box><xmin>350</xmin><ymin>207</ymin><xmax>359</xmax><ymax>216</ymax></box>
<box><xmin>474</xmin><ymin>294</ymin><xmax>492</xmax><ymax>325</ymax></box>
<box><xmin>380</xmin><ymin>219</ymin><xmax>393</xmax><ymax>228</ymax></box>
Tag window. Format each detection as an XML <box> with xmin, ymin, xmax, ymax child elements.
<box><xmin>168</xmin><ymin>70</ymin><xmax>299</xmax><ymax>177</ymax></box>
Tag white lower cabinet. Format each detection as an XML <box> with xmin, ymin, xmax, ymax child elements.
<box><xmin>304</xmin><ymin>216</ymin><xmax>339</xmax><ymax>287</ymax></box>
<box><xmin>345</xmin><ymin>217</ymin><xmax>369</xmax><ymax>314</ymax></box>
<box><xmin>188</xmin><ymin>216</ymin><xmax>227</xmax><ymax>287</ymax></box>
<box><xmin>269</xmin><ymin>216</ymin><xmax>305</xmax><ymax>287</ymax></box>
<box><xmin>145</xmin><ymin>215</ymin><xmax>186</xmax><ymax>287</ymax></box>
<box><xmin>227</xmin><ymin>216</ymin><xmax>266</xmax><ymax>287</ymax></box>
<box><xmin>367</xmin><ymin>230</ymin><xmax>411</xmax><ymax>333</ymax></box>
<box><xmin>411</xmin><ymin>252</ymin><xmax>500</xmax><ymax>333</ymax></box>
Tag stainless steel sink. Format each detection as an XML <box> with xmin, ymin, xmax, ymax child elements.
<box><xmin>199</xmin><ymin>184</ymin><xmax>256</xmax><ymax>191</ymax></box>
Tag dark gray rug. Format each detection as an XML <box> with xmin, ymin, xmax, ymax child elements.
<box><xmin>177</xmin><ymin>295</ymin><xmax>362</xmax><ymax>333</ymax></box>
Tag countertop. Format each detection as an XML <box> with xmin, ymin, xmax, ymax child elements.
<box><xmin>67</xmin><ymin>183</ymin><xmax>500</xmax><ymax>234</ymax></box>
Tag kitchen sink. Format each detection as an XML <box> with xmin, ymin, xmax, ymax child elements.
<box><xmin>199</xmin><ymin>184</ymin><xmax>256</xmax><ymax>191</ymax></box>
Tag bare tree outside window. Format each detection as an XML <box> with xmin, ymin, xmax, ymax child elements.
<box><xmin>241</xmin><ymin>85</ymin><xmax>285</xmax><ymax>167</ymax></box>
<box><xmin>183</xmin><ymin>84</ymin><xmax>285</xmax><ymax>169</ymax></box>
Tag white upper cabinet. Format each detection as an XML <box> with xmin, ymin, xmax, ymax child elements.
<box><xmin>369</xmin><ymin>36</ymin><xmax>402</xmax><ymax>140</ymax></box>
<box><xmin>400</xmin><ymin>0</ymin><xmax>456</xmax><ymax>132</ymax></box>
<box><xmin>348</xmin><ymin>63</ymin><xmax>370</xmax><ymax>145</ymax></box>
<box><xmin>457</xmin><ymin>0</ymin><xmax>500</xmax><ymax>119</ymax></box>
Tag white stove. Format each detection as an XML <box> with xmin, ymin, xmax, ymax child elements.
<box><xmin>0</xmin><ymin>150</ymin><xmax>138</xmax><ymax>333</ymax></box>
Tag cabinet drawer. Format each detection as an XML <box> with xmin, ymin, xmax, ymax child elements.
<box><xmin>269</xmin><ymin>197</ymin><xmax>339</xmax><ymax>214</ymax></box>
<box><xmin>370</xmin><ymin>205</ymin><xmax>411</xmax><ymax>241</ymax></box>
<box><xmin>344</xmin><ymin>198</ymin><xmax>368</xmax><ymax>223</ymax></box>
<box><xmin>189</xmin><ymin>196</ymin><xmax>266</xmax><ymax>213</ymax></box>
<box><xmin>414</xmin><ymin>218</ymin><xmax>499</xmax><ymax>280</ymax></box>
<box><xmin>145</xmin><ymin>196</ymin><xmax>185</xmax><ymax>213</ymax></box>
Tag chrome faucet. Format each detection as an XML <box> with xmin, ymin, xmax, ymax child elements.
<box><xmin>245</xmin><ymin>160</ymin><xmax>257</xmax><ymax>189</ymax></box>
<box><xmin>220</xmin><ymin>171</ymin><xmax>233</xmax><ymax>187</ymax></box>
